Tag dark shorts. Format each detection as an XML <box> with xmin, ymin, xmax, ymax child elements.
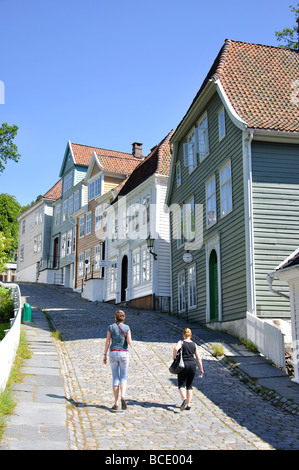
<box><xmin>178</xmin><ymin>361</ymin><xmax>196</xmax><ymax>390</ymax></box>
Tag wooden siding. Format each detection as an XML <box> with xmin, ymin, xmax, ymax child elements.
<box><xmin>252</xmin><ymin>141</ymin><xmax>299</xmax><ymax>318</ymax></box>
<box><xmin>104</xmin><ymin>176</ymin><xmax>123</xmax><ymax>194</ymax></box>
<box><xmin>169</xmin><ymin>92</ymin><xmax>247</xmax><ymax>323</ymax></box>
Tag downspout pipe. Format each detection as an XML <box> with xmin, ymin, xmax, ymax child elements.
<box><xmin>266</xmin><ymin>271</ymin><xmax>290</xmax><ymax>300</ymax></box>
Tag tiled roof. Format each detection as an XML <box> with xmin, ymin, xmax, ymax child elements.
<box><xmin>180</xmin><ymin>40</ymin><xmax>299</xmax><ymax>134</ymax></box>
<box><xmin>276</xmin><ymin>247</ymin><xmax>299</xmax><ymax>271</ymax></box>
<box><xmin>117</xmin><ymin>130</ymin><xmax>175</xmax><ymax>197</ymax></box>
<box><xmin>96</xmin><ymin>154</ymin><xmax>141</xmax><ymax>175</ymax></box>
<box><xmin>43</xmin><ymin>179</ymin><xmax>62</xmax><ymax>200</ymax></box>
<box><xmin>71</xmin><ymin>142</ymin><xmax>136</xmax><ymax>167</ymax></box>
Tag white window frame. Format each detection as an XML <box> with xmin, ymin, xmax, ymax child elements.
<box><xmin>86</xmin><ymin>211</ymin><xmax>92</xmax><ymax>235</ymax></box>
<box><xmin>62</xmin><ymin>199</ymin><xmax>68</xmax><ymax>222</ymax></box>
<box><xmin>206</xmin><ymin>175</ymin><xmax>217</xmax><ymax>227</ymax></box>
<box><xmin>177</xmin><ymin>206</ymin><xmax>184</xmax><ymax>249</ymax></box>
<box><xmin>67</xmin><ymin>230</ymin><xmax>72</xmax><ymax>255</ymax></box>
<box><xmin>78</xmin><ymin>252</ymin><xmax>84</xmax><ymax>277</ymax></box>
<box><xmin>188</xmin><ymin>264</ymin><xmax>197</xmax><ymax>309</ymax></box>
<box><xmin>176</xmin><ymin>161</ymin><xmax>181</xmax><ymax>187</ymax></box>
<box><xmin>94</xmin><ymin>244</ymin><xmax>102</xmax><ymax>272</ymax></box>
<box><xmin>196</xmin><ymin>112</ymin><xmax>209</xmax><ymax>162</ymax></box>
<box><xmin>183</xmin><ymin>128</ymin><xmax>197</xmax><ymax>173</ymax></box>
<box><xmin>185</xmin><ymin>196</ymin><xmax>195</xmax><ymax>242</ymax></box>
<box><xmin>95</xmin><ymin>205</ymin><xmax>102</xmax><ymax>231</ymax></box>
<box><xmin>85</xmin><ymin>249</ymin><xmax>91</xmax><ymax>275</ymax></box>
<box><xmin>68</xmin><ymin>194</ymin><xmax>74</xmax><ymax>217</ymax></box>
<box><xmin>55</xmin><ymin>204</ymin><xmax>61</xmax><ymax>226</ymax></box>
<box><xmin>61</xmin><ymin>232</ymin><xmax>66</xmax><ymax>258</ymax></box>
<box><xmin>132</xmin><ymin>250</ymin><xmax>140</xmax><ymax>286</ymax></box>
<box><xmin>178</xmin><ymin>270</ymin><xmax>186</xmax><ymax>312</ymax></box>
<box><xmin>218</xmin><ymin>106</ymin><xmax>226</xmax><ymax>141</ymax></box>
<box><xmin>110</xmin><ymin>261</ymin><xmax>117</xmax><ymax>293</ymax></box>
<box><xmin>74</xmin><ymin>191</ymin><xmax>80</xmax><ymax>212</ymax></box>
<box><xmin>142</xmin><ymin>247</ymin><xmax>151</xmax><ymax>283</ymax></box>
<box><xmin>79</xmin><ymin>216</ymin><xmax>85</xmax><ymax>238</ymax></box>
<box><xmin>220</xmin><ymin>160</ymin><xmax>233</xmax><ymax>218</ymax></box>
<box><xmin>63</xmin><ymin>171</ymin><xmax>73</xmax><ymax>193</ymax></box>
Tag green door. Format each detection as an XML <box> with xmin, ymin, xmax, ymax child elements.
<box><xmin>209</xmin><ymin>250</ymin><xmax>219</xmax><ymax>321</ymax></box>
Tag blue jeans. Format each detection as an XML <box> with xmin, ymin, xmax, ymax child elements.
<box><xmin>109</xmin><ymin>350</ymin><xmax>129</xmax><ymax>386</ymax></box>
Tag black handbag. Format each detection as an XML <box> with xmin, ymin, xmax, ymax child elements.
<box><xmin>169</xmin><ymin>342</ymin><xmax>185</xmax><ymax>374</ymax></box>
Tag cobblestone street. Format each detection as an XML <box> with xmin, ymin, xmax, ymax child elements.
<box><xmin>20</xmin><ymin>284</ymin><xmax>299</xmax><ymax>450</ymax></box>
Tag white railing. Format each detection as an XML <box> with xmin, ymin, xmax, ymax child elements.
<box><xmin>247</xmin><ymin>312</ymin><xmax>285</xmax><ymax>370</ymax></box>
<box><xmin>0</xmin><ymin>282</ymin><xmax>22</xmax><ymax>392</ymax></box>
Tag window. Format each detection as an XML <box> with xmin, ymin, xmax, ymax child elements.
<box><xmin>95</xmin><ymin>205</ymin><xmax>102</xmax><ymax>230</ymax></box>
<box><xmin>177</xmin><ymin>206</ymin><xmax>184</xmax><ymax>248</ymax></box>
<box><xmin>218</xmin><ymin>107</ymin><xmax>226</xmax><ymax>140</ymax></box>
<box><xmin>35</xmin><ymin>208</ymin><xmax>43</xmax><ymax>225</ymax></box>
<box><xmin>61</xmin><ymin>232</ymin><xmax>66</xmax><ymax>258</ymax></box>
<box><xmin>88</xmin><ymin>178</ymin><xmax>101</xmax><ymax>201</ymax></box>
<box><xmin>74</xmin><ymin>191</ymin><xmax>80</xmax><ymax>212</ymax></box>
<box><xmin>33</xmin><ymin>234</ymin><xmax>42</xmax><ymax>254</ymax></box>
<box><xmin>78</xmin><ymin>252</ymin><xmax>84</xmax><ymax>277</ymax></box>
<box><xmin>94</xmin><ymin>244</ymin><xmax>102</xmax><ymax>272</ymax></box>
<box><xmin>85</xmin><ymin>249</ymin><xmax>91</xmax><ymax>274</ymax></box>
<box><xmin>132</xmin><ymin>250</ymin><xmax>140</xmax><ymax>286</ymax></box>
<box><xmin>21</xmin><ymin>220</ymin><xmax>25</xmax><ymax>234</ymax></box>
<box><xmin>142</xmin><ymin>195</ymin><xmax>150</xmax><ymax>225</ymax></box>
<box><xmin>176</xmin><ymin>161</ymin><xmax>181</xmax><ymax>187</ymax></box>
<box><xmin>55</xmin><ymin>204</ymin><xmax>61</xmax><ymax>226</ymax></box>
<box><xmin>67</xmin><ymin>230</ymin><xmax>72</xmax><ymax>255</ymax></box>
<box><xmin>19</xmin><ymin>246</ymin><xmax>24</xmax><ymax>262</ymax></box>
<box><xmin>220</xmin><ymin>161</ymin><xmax>232</xmax><ymax>217</ymax></box>
<box><xmin>178</xmin><ymin>271</ymin><xmax>186</xmax><ymax>312</ymax></box>
<box><xmin>63</xmin><ymin>171</ymin><xmax>73</xmax><ymax>193</ymax></box>
<box><xmin>63</xmin><ymin>199</ymin><xmax>68</xmax><ymax>222</ymax></box>
<box><xmin>206</xmin><ymin>176</ymin><xmax>217</xmax><ymax>227</ymax></box>
<box><xmin>79</xmin><ymin>216</ymin><xmax>85</xmax><ymax>238</ymax></box>
<box><xmin>183</xmin><ymin>128</ymin><xmax>197</xmax><ymax>173</ymax></box>
<box><xmin>72</xmin><ymin>227</ymin><xmax>76</xmax><ymax>252</ymax></box>
<box><xmin>196</xmin><ymin>113</ymin><xmax>209</xmax><ymax>161</ymax></box>
<box><xmin>142</xmin><ymin>248</ymin><xmax>151</xmax><ymax>282</ymax></box>
<box><xmin>185</xmin><ymin>196</ymin><xmax>195</xmax><ymax>242</ymax></box>
<box><xmin>86</xmin><ymin>212</ymin><xmax>92</xmax><ymax>235</ymax></box>
<box><xmin>188</xmin><ymin>265</ymin><xmax>197</xmax><ymax>309</ymax></box>
<box><xmin>68</xmin><ymin>194</ymin><xmax>74</xmax><ymax>217</ymax></box>
<box><xmin>110</xmin><ymin>262</ymin><xmax>117</xmax><ymax>293</ymax></box>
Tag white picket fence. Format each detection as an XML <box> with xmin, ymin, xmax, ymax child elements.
<box><xmin>0</xmin><ymin>282</ymin><xmax>22</xmax><ymax>392</ymax></box>
<box><xmin>246</xmin><ymin>312</ymin><xmax>285</xmax><ymax>370</ymax></box>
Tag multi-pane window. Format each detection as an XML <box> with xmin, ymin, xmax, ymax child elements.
<box><xmin>110</xmin><ymin>262</ymin><xmax>117</xmax><ymax>293</ymax></box>
<box><xmin>196</xmin><ymin>113</ymin><xmax>209</xmax><ymax>161</ymax></box>
<box><xmin>220</xmin><ymin>161</ymin><xmax>232</xmax><ymax>217</ymax></box>
<box><xmin>68</xmin><ymin>194</ymin><xmax>74</xmax><ymax>217</ymax></box>
<box><xmin>185</xmin><ymin>196</ymin><xmax>195</xmax><ymax>242</ymax></box>
<box><xmin>61</xmin><ymin>233</ymin><xmax>66</xmax><ymax>258</ymax></box>
<box><xmin>178</xmin><ymin>271</ymin><xmax>186</xmax><ymax>312</ymax></box>
<box><xmin>188</xmin><ymin>265</ymin><xmax>197</xmax><ymax>309</ymax></box>
<box><xmin>94</xmin><ymin>244</ymin><xmax>102</xmax><ymax>272</ymax></box>
<box><xmin>86</xmin><ymin>212</ymin><xmax>92</xmax><ymax>235</ymax></box>
<box><xmin>33</xmin><ymin>234</ymin><xmax>42</xmax><ymax>254</ymax></box>
<box><xmin>183</xmin><ymin>129</ymin><xmax>197</xmax><ymax>173</ymax></box>
<box><xmin>142</xmin><ymin>248</ymin><xmax>151</xmax><ymax>282</ymax></box>
<box><xmin>35</xmin><ymin>208</ymin><xmax>43</xmax><ymax>225</ymax></box>
<box><xmin>85</xmin><ymin>249</ymin><xmax>91</xmax><ymax>274</ymax></box>
<box><xmin>21</xmin><ymin>220</ymin><xmax>25</xmax><ymax>234</ymax></box>
<box><xmin>63</xmin><ymin>200</ymin><xmax>68</xmax><ymax>222</ymax></box>
<box><xmin>88</xmin><ymin>178</ymin><xmax>101</xmax><ymax>201</ymax></box>
<box><xmin>176</xmin><ymin>161</ymin><xmax>181</xmax><ymax>187</ymax></box>
<box><xmin>142</xmin><ymin>195</ymin><xmax>150</xmax><ymax>225</ymax></box>
<box><xmin>74</xmin><ymin>191</ymin><xmax>80</xmax><ymax>212</ymax></box>
<box><xmin>206</xmin><ymin>176</ymin><xmax>217</xmax><ymax>227</ymax></box>
<box><xmin>132</xmin><ymin>251</ymin><xmax>140</xmax><ymax>286</ymax></box>
<box><xmin>177</xmin><ymin>206</ymin><xmax>184</xmax><ymax>248</ymax></box>
<box><xmin>218</xmin><ymin>107</ymin><xmax>226</xmax><ymax>140</ymax></box>
<box><xmin>79</xmin><ymin>216</ymin><xmax>85</xmax><ymax>238</ymax></box>
<box><xmin>95</xmin><ymin>205</ymin><xmax>102</xmax><ymax>230</ymax></box>
<box><xmin>55</xmin><ymin>204</ymin><xmax>61</xmax><ymax>226</ymax></box>
<box><xmin>67</xmin><ymin>230</ymin><xmax>72</xmax><ymax>255</ymax></box>
<box><xmin>63</xmin><ymin>171</ymin><xmax>73</xmax><ymax>193</ymax></box>
<box><xmin>78</xmin><ymin>252</ymin><xmax>84</xmax><ymax>277</ymax></box>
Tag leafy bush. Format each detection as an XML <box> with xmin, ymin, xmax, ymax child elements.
<box><xmin>0</xmin><ymin>287</ymin><xmax>14</xmax><ymax>323</ymax></box>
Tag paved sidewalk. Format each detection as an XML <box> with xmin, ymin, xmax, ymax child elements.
<box><xmin>0</xmin><ymin>307</ymin><xmax>69</xmax><ymax>450</ymax></box>
<box><xmin>1</xmin><ymin>283</ymin><xmax>299</xmax><ymax>450</ymax></box>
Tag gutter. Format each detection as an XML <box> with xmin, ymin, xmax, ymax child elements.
<box><xmin>266</xmin><ymin>271</ymin><xmax>290</xmax><ymax>300</ymax></box>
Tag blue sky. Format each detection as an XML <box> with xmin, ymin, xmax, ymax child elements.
<box><xmin>0</xmin><ymin>0</ymin><xmax>296</xmax><ymax>206</ymax></box>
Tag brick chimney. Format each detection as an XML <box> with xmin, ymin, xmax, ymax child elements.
<box><xmin>132</xmin><ymin>142</ymin><xmax>143</xmax><ymax>159</ymax></box>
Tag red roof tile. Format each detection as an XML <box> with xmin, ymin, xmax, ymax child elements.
<box><xmin>178</xmin><ymin>40</ymin><xmax>299</xmax><ymax>134</ymax></box>
<box><xmin>117</xmin><ymin>130</ymin><xmax>175</xmax><ymax>197</ymax></box>
<box><xmin>43</xmin><ymin>179</ymin><xmax>62</xmax><ymax>200</ymax></box>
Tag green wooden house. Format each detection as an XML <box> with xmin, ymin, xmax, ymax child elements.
<box><xmin>165</xmin><ymin>40</ymin><xmax>299</xmax><ymax>337</ymax></box>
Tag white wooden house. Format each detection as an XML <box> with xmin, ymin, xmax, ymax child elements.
<box><xmin>105</xmin><ymin>130</ymin><xmax>174</xmax><ymax>311</ymax></box>
<box><xmin>16</xmin><ymin>180</ymin><xmax>62</xmax><ymax>283</ymax></box>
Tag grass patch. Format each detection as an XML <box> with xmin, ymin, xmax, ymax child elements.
<box><xmin>240</xmin><ymin>338</ymin><xmax>258</xmax><ymax>353</ymax></box>
<box><xmin>0</xmin><ymin>328</ymin><xmax>32</xmax><ymax>442</ymax></box>
<box><xmin>0</xmin><ymin>323</ymin><xmax>10</xmax><ymax>341</ymax></box>
<box><xmin>210</xmin><ymin>342</ymin><xmax>225</xmax><ymax>357</ymax></box>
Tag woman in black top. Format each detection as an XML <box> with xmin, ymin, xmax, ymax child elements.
<box><xmin>173</xmin><ymin>328</ymin><xmax>204</xmax><ymax>411</ymax></box>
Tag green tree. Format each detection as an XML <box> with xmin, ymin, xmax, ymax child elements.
<box><xmin>0</xmin><ymin>123</ymin><xmax>21</xmax><ymax>173</ymax></box>
<box><xmin>0</xmin><ymin>194</ymin><xmax>22</xmax><ymax>258</ymax></box>
<box><xmin>275</xmin><ymin>3</ymin><xmax>299</xmax><ymax>49</ymax></box>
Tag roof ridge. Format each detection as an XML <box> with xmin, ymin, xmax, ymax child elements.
<box><xmin>71</xmin><ymin>141</ymin><xmax>132</xmax><ymax>157</ymax></box>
